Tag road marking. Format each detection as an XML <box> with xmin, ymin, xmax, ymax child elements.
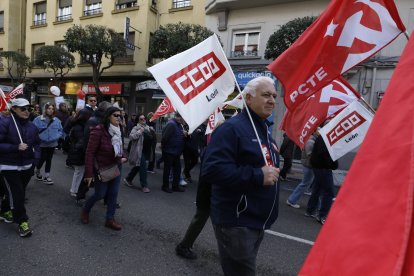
<box><xmin>265</xmin><ymin>230</ymin><xmax>314</xmax><ymax>245</ymax></box>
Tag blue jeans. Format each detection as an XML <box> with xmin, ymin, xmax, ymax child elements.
<box><xmin>84</xmin><ymin>167</ymin><xmax>121</xmax><ymax>220</ymax></box>
<box><xmin>288</xmin><ymin>166</ymin><xmax>314</xmax><ymax>204</ymax></box>
<box><xmin>126</xmin><ymin>154</ymin><xmax>148</xmax><ymax>187</ymax></box>
<box><xmin>306</xmin><ymin>168</ymin><xmax>334</xmax><ymax>218</ymax></box>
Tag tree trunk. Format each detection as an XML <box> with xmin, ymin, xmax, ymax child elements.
<box><xmin>92</xmin><ymin>66</ymin><xmax>103</xmax><ymax>102</ymax></box>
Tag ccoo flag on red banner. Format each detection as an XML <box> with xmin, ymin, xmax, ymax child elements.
<box><xmin>299</xmin><ymin>32</ymin><xmax>414</xmax><ymax>276</ymax></box>
<box><xmin>268</xmin><ymin>0</ymin><xmax>405</xmax><ymax>111</ymax></box>
<box><xmin>281</xmin><ymin>77</ymin><xmax>359</xmax><ymax>148</ymax></box>
<box><xmin>148</xmin><ymin>34</ymin><xmax>235</xmax><ymax>133</ymax></box>
<box><xmin>150</xmin><ymin>97</ymin><xmax>175</xmax><ymax>122</ymax></box>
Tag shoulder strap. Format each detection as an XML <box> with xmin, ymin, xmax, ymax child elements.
<box><xmin>39</xmin><ymin>118</ymin><xmax>54</xmax><ymax>134</ymax></box>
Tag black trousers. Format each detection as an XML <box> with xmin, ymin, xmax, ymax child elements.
<box><xmin>162</xmin><ymin>153</ymin><xmax>181</xmax><ymax>189</ymax></box>
<box><xmin>183</xmin><ymin>149</ymin><xmax>199</xmax><ymax>179</ymax></box>
<box><xmin>37</xmin><ymin>147</ymin><xmax>55</xmax><ymax>173</ymax></box>
<box><xmin>2</xmin><ymin>169</ymin><xmax>33</xmax><ymax>224</ymax></box>
<box><xmin>280</xmin><ymin>157</ymin><xmax>293</xmax><ymax>179</ymax></box>
<box><xmin>0</xmin><ymin>174</ymin><xmax>7</xmax><ymax>212</ymax></box>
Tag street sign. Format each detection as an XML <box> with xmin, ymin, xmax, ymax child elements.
<box><xmin>126</xmin><ymin>42</ymin><xmax>135</xmax><ymax>50</ymax></box>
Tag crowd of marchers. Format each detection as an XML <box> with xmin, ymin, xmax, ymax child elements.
<box><xmin>0</xmin><ymin>76</ymin><xmax>338</xmax><ymax>276</ymax></box>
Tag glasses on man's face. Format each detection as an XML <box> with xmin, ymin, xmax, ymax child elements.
<box><xmin>112</xmin><ymin>114</ymin><xmax>121</xmax><ymax>118</ymax></box>
<box><xmin>139</xmin><ymin>117</ymin><xmax>146</xmax><ymax>121</ymax></box>
<box><xmin>18</xmin><ymin>106</ymin><xmax>34</xmax><ymax>112</ymax></box>
<box><xmin>88</xmin><ymin>99</ymin><xmax>97</xmax><ymax>103</ymax></box>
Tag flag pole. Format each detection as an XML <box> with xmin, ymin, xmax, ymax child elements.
<box><xmin>404</xmin><ymin>31</ymin><xmax>410</xmax><ymax>40</ymax></box>
<box><xmin>0</xmin><ymin>91</ymin><xmax>23</xmax><ymax>144</ymax></box>
<box><xmin>214</xmin><ymin>34</ymin><xmax>269</xmax><ymax>166</ymax></box>
<box><xmin>358</xmin><ymin>96</ymin><xmax>376</xmax><ymax>115</ymax></box>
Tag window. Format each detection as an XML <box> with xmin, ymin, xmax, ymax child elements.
<box><xmin>116</xmin><ymin>32</ymin><xmax>135</xmax><ymax>63</ymax></box>
<box><xmin>0</xmin><ymin>12</ymin><xmax>4</xmax><ymax>32</ymax></box>
<box><xmin>32</xmin><ymin>43</ymin><xmax>45</xmax><ymax>65</ymax></box>
<box><xmin>34</xmin><ymin>2</ymin><xmax>47</xmax><ymax>26</ymax></box>
<box><xmin>231</xmin><ymin>31</ymin><xmax>260</xmax><ymax>58</ymax></box>
<box><xmin>55</xmin><ymin>40</ymin><xmax>68</xmax><ymax>51</ymax></box>
<box><xmin>148</xmin><ymin>32</ymin><xmax>154</xmax><ymax>64</ymax></box>
<box><xmin>151</xmin><ymin>0</ymin><xmax>157</xmax><ymax>9</ymax></box>
<box><xmin>172</xmin><ymin>0</ymin><xmax>191</xmax><ymax>9</ymax></box>
<box><xmin>57</xmin><ymin>0</ymin><xmax>72</xmax><ymax>21</ymax></box>
<box><xmin>84</xmin><ymin>0</ymin><xmax>102</xmax><ymax>16</ymax></box>
<box><xmin>0</xmin><ymin>48</ymin><xmax>3</xmax><ymax>69</ymax></box>
<box><xmin>116</xmin><ymin>0</ymin><xmax>138</xmax><ymax>10</ymax></box>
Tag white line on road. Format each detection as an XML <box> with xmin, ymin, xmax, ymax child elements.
<box><xmin>265</xmin><ymin>230</ymin><xmax>315</xmax><ymax>246</ymax></box>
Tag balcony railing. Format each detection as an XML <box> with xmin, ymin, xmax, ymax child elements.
<box><xmin>84</xmin><ymin>8</ymin><xmax>102</xmax><ymax>16</ymax></box>
<box><xmin>33</xmin><ymin>19</ymin><xmax>47</xmax><ymax>26</ymax></box>
<box><xmin>56</xmin><ymin>14</ymin><xmax>72</xmax><ymax>21</ymax></box>
<box><xmin>230</xmin><ymin>50</ymin><xmax>258</xmax><ymax>58</ymax></box>
<box><xmin>172</xmin><ymin>0</ymin><xmax>191</xmax><ymax>9</ymax></box>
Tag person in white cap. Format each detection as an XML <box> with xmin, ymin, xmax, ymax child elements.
<box><xmin>0</xmin><ymin>98</ymin><xmax>40</xmax><ymax>237</ymax></box>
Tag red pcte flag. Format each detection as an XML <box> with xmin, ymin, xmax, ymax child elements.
<box><xmin>299</xmin><ymin>32</ymin><xmax>414</xmax><ymax>276</ymax></box>
<box><xmin>268</xmin><ymin>0</ymin><xmax>405</xmax><ymax>111</ymax></box>
<box><xmin>281</xmin><ymin>77</ymin><xmax>359</xmax><ymax>148</ymax></box>
<box><xmin>150</xmin><ymin>97</ymin><xmax>175</xmax><ymax>122</ymax></box>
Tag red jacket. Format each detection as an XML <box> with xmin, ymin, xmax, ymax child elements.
<box><xmin>84</xmin><ymin>125</ymin><xmax>122</xmax><ymax>178</ymax></box>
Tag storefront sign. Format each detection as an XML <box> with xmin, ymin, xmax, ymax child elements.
<box><xmin>65</xmin><ymin>82</ymin><xmax>83</xmax><ymax>95</ymax></box>
<box><xmin>136</xmin><ymin>80</ymin><xmax>161</xmax><ymax>91</ymax></box>
<box><xmin>82</xmin><ymin>83</ymin><xmax>122</xmax><ymax>95</ymax></box>
<box><xmin>234</xmin><ymin>71</ymin><xmax>277</xmax><ymax>89</ymax></box>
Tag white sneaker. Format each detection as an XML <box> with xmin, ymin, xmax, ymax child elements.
<box><xmin>286</xmin><ymin>200</ymin><xmax>300</xmax><ymax>209</ymax></box>
<box><xmin>179</xmin><ymin>179</ymin><xmax>188</xmax><ymax>186</ymax></box>
<box><xmin>43</xmin><ymin>177</ymin><xmax>54</xmax><ymax>185</ymax></box>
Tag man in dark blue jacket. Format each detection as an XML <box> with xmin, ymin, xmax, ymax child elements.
<box><xmin>161</xmin><ymin>112</ymin><xmax>185</xmax><ymax>193</ymax></box>
<box><xmin>0</xmin><ymin>98</ymin><xmax>40</xmax><ymax>237</ymax></box>
<box><xmin>202</xmin><ymin>76</ymin><xmax>280</xmax><ymax>275</ymax></box>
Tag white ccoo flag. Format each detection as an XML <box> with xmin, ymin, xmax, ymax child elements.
<box><xmin>148</xmin><ymin>34</ymin><xmax>235</xmax><ymax>133</ymax></box>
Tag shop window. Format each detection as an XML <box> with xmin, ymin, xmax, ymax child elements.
<box><xmin>231</xmin><ymin>31</ymin><xmax>260</xmax><ymax>58</ymax></box>
<box><xmin>116</xmin><ymin>0</ymin><xmax>138</xmax><ymax>10</ymax></box>
<box><xmin>57</xmin><ymin>0</ymin><xmax>72</xmax><ymax>21</ymax></box>
<box><xmin>172</xmin><ymin>0</ymin><xmax>191</xmax><ymax>9</ymax></box>
<box><xmin>34</xmin><ymin>2</ymin><xmax>47</xmax><ymax>26</ymax></box>
<box><xmin>84</xmin><ymin>0</ymin><xmax>102</xmax><ymax>16</ymax></box>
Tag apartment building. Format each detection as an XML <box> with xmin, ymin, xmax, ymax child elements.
<box><xmin>0</xmin><ymin>0</ymin><xmax>205</xmax><ymax>115</ymax></box>
<box><xmin>205</xmin><ymin>0</ymin><xmax>414</xmax><ymax>146</ymax></box>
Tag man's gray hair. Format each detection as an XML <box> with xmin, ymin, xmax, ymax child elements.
<box><xmin>98</xmin><ymin>101</ymin><xmax>112</xmax><ymax>112</ymax></box>
<box><xmin>242</xmin><ymin>76</ymin><xmax>275</xmax><ymax>97</ymax></box>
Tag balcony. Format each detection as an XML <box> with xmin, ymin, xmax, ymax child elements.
<box><xmin>205</xmin><ymin>0</ymin><xmax>310</xmax><ymax>14</ymax></box>
<box><xmin>33</xmin><ymin>19</ymin><xmax>47</xmax><ymax>26</ymax></box>
<box><xmin>230</xmin><ymin>50</ymin><xmax>259</xmax><ymax>58</ymax></box>
<box><xmin>84</xmin><ymin>8</ymin><xmax>102</xmax><ymax>16</ymax></box>
<box><xmin>56</xmin><ymin>14</ymin><xmax>72</xmax><ymax>21</ymax></box>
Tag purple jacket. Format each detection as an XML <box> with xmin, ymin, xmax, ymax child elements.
<box><xmin>84</xmin><ymin>124</ymin><xmax>122</xmax><ymax>178</ymax></box>
<box><xmin>0</xmin><ymin>115</ymin><xmax>41</xmax><ymax>166</ymax></box>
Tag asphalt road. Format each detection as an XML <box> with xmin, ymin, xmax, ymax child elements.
<box><xmin>0</xmin><ymin>151</ymin><xmax>323</xmax><ymax>276</ymax></box>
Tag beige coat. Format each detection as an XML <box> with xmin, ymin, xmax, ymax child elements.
<box><xmin>128</xmin><ymin>124</ymin><xmax>144</xmax><ymax>166</ymax></box>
